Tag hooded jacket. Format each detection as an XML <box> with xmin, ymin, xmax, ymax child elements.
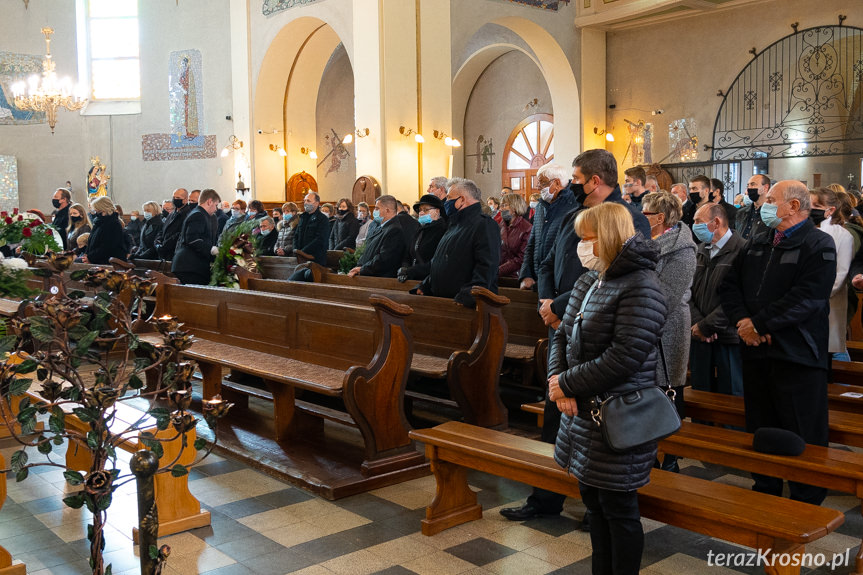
<box><xmin>552</xmin><ymin>232</ymin><xmax>667</xmax><ymax>491</ymax></box>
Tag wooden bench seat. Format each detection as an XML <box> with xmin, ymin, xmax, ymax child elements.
<box><xmin>242</xmin><ymin>277</ymin><xmax>511</xmax><ymax>429</ymax></box>
<box><xmin>660</xmin><ymin>420</ymin><xmax>863</xmax><ymax>573</ymax></box>
<box><xmin>684</xmin><ymin>388</ymin><xmax>863</xmax><ymax>448</ymax></box>
<box><xmin>410</xmin><ymin>421</ymin><xmax>845</xmax><ymax>575</ymax></box>
<box><xmin>298</xmin><ymin>263</ymin><xmax>549</xmax><ymax>387</ymax></box>
<box><xmin>151</xmin><ymin>283</ymin><xmax>427</xmax><ymax>483</ymax></box>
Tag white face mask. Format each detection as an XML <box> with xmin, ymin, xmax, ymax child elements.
<box><xmin>540</xmin><ymin>187</ymin><xmax>554</xmax><ymax>203</ymax></box>
<box><xmin>577</xmin><ymin>240</ymin><xmax>602</xmax><ymax>271</ymax></box>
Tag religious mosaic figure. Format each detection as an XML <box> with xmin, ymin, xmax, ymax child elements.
<box><xmin>324</xmin><ymin>128</ymin><xmax>350</xmax><ymax>177</ymax></box>
<box><xmin>178</xmin><ymin>55</ymin><xmax>199</xmax><ymax>139</ymax></box>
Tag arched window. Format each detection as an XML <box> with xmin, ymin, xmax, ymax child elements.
<box><xmin>502</xmin><ymin>113</ymin><xmax>554</xmax><ymax>199</ymax></box>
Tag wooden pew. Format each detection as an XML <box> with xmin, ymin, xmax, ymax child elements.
<box><xmin>296</xmin><ymin>263</ymin><xmax>549</xmax><ymax>388</ymax></box>
<box><xmin>660</xmin><ymin>420</ymin><xmax>863</xmax><ymax>573</ymax></box>
<box><xmin>149</xmin><ymin>282</ymin><xmax>427</xmax><ymax>482</ymax></box>
<box><xmin>258</xmin><ymin>256</ymin><xmax>299</xmax><ymax>279</ymax></box>
<box><xmin>410</xmin><ymin>421</ymin><xmax>844</xmax><ymax>575</ymax></box>
<box><xmin>240</xmin><ymin>277</ymin><xmax>510</xmax><ymax>429</ymax></box>
<box><xmin>684</xmin><ymin>388</ymin><xmax>863</xmax><ymax>448</ymax></box>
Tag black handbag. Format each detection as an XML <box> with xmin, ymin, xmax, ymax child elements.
<box><xmin>573</xmin><ymin>279</ymin><xmax>681</xmax><ymax>453</ymax></box>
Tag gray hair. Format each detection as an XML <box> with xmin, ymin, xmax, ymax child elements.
<box><xmin>448</xmin><ymin>178</ymin><xmax>481</xmax><ymax>201</ymax></box>
<box><xmin>670</xmin><ymin>183</ymin><xmax>687</xmax><ymax>194</ymax></box>
<box><xmin>781</xmin><ymin>180</ymin><xmax>811</xmax><ymax>211</ymax></box>
<box><xmin>430</xmin><ymin>176</ymin><xmax>448</xmax><ymax>191</ymax></box>
<box><xmin>536</xmin><ymin>163</ymin><xmax>569</xmax><ymax>187</ymax></box>
<box><xmin>261</xmin><ymin>216</ymin><xmax>276</xmax><ymax>227</ymax></box>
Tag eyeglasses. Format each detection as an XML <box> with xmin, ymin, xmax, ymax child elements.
<box><xmin>642</xmin><ymin>211</ymin><xmax>660</xmax><ymax>217</ymax></box>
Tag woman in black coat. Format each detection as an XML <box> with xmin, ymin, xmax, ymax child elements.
<box><xmin>329</xmin><ymin>198</ymin><xmax>361</xmax><ymax>250</ymax></box>
<box><xmin>548</xmin><ymin>202</ymin><xmax>667</xmax><ymax>575</ymax></box>
<box><xmin>398</xmin><ymin>194</ymin><xmax>447</xmax><ymax>281</ymax></box>
<box><xmin>85</xmin><ymin>196</ymin><xmax>128</xmax><ymax>264</ymax></box>
<box><xmin>133</xmin><ymin>201</ymin><xmax>163</xmax><ymax>260</ymax></box>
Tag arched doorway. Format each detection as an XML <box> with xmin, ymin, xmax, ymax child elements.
<box><xmin>502</xmin><ymin>113</ymin><xmax>554</xmax><ymax>199</ymax></box>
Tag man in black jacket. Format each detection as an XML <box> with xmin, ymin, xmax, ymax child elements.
<box><xmin>736</xmin><ymin>174</ymin><xmax>771</xmax><ymax>240</ymax></box>
<box><xmin>413</xmin><ymin>178</ymin><xmax>499</xmax><ymax>308</ymax></box>
<box><xmin>518</xmin><ymin>164</ymin><xmax>577</xmax><ymax>290</ymax></box>
<box><xmin>689</xmin><ymin>203</ymin><xmax>745</xmax><ymax>395</ymax></box>
<box><xmin>503</xmin><ymin>149</ymin><xmax>649</xmax><ymax>523</ymax></box>
<box><xmin>395</xmin><ymin>202</ymin><xmax>420</xmax><ymax>256</ymax></box>
<box><xmin>51</xmin><ymin>187</ymin><xmax>71</xmax><ymax>250</ymax></box>
<box><xmin>155</xmin><ymin>188</ymin><xmax>191</xmax><ymax>261</ymax></box>
<box><xmin>710</xmin><ymin>178</ymin><xmax>738</xmax><ymax>231</ymax></box>
<box><xmin>721</xmin><ymin>179</ymin><xmax>836</xmax><ymax>505</ymax></box>
<box><xmin>171</xmin><ymin>188</ymin><xmax>221</xmax><ymax>285</ymax></box>
<box><xmin>348</xmin><ymin>195</ymin><xmax>405</xmax><ymax>277</ymax></box>
<box><xmin>293</xmin><ymin>191</ymin><xmax>330</xmax><ymax>265</ymax></box>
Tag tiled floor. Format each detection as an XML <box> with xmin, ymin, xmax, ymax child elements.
<box><xmin>1</xmin><ymin>436</ymin><xmax>861</xmax><ymax>574</ymax></box>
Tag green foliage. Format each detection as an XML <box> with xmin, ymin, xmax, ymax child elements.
<box><xmin>171</xmin><ymin>464</ymin><xmax>188</xmax><ymax>477</ymax></box>
<box><xmin>338</xmin><ymin>244</ymin><xmax>366</xmax><ymax>274</ymax></box>
<box><xmin>210</xmin><ymin>220</ymin><xmax>259</xmax><ymax>288</ymax></box>
<box><xmin>0</xmin><ymin>264</ymin><xmax>36</xmax><ymax>299</ymax></box>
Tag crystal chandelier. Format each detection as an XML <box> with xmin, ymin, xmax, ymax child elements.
<box><xmin>12</xmin><ymin>27</ymin><xmax>87</xmax><ymax>134</ymax></box>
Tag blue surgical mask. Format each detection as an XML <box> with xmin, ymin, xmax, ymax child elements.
<box><xmin>261</xmin><ymin>228</ymin><xmax>272</xmax><ymax>236</ymax></box>
<box><xmin>529</xmin><ymin>201</ymin><xmax>538</xmax><ymax>209</ymax></box>
<box><xmin>444</xmin><ymin>199</ymin><xmax>459</xmax><ymax>217</ymax></box>
<box><xmin>692</xmin><ymin>223</ymin><xmax>714</xmax><ymax>243</ymax></box>
<box><xmin>418</xmin><ymin>214</ymin><xmax>433</xmax><ymax>225</ymax></box>
<box><xmin>540</xmin><ymin>187</ymin><xmax>554</xmax><ymax>203</ymax></box>
<box><xmin>373</xmin><ymin>209</ymin><xmax>383</xmax><ymax>224</ymax></box>
<box><xmin>130</xmin><ymin>216</ymin><xmax>137</xmax><ymax>221</ymax></box>
<box><xmin>759</xmin><ymin>202</ymin><xmax>782</xmax><ymax>228</ymax></box>
<box><xmin>231</xmin><ymin>209</ymin><xmax>243</xmax><ymax>219</ymax></box>
<box><xmin>143</xmin><ymin>212</ymin><xmax>153</xmax><ymax>220</ymax></box>
<box><xmin>742</xmin><ymin>194</ymin><xmax>753</xmax><ymax>206</ymax></box>
<box><xmin>248</xmin><ymin>210</ymin><xmax>257</xmax><ymax>218</ymax></box>
<box><xmin>284</xmin><ymin>213</ymin><xmax>293</xmax><ymax>222</ymax></box>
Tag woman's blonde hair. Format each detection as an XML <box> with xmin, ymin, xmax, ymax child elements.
<box><xmin>90</xmin><ymin>196</ymin><xmax>115</xmax><ymax>216</ymax></box>
<box><xmin>574</xmin><ymin>203</ymin><xmax>635</xmax><ymax>270</ymax></box>
<box><xmin>142</xmin><ymin>201</ymin><xmax>160</xmax><ymax>217</ymax></box>
<box><xmin>68</xmin><ymin>202</ymin><xmax>91</xmax><ymax>230</ymax></box>
<box><xmin>642</xmin><ymin>190</ymin><xmax>682</xmax><ymax>228</ymax></box>
<box><xmin>500</xmin><ymin>193</ymin><xmax>528</xmax><ymax>217</ymax></box>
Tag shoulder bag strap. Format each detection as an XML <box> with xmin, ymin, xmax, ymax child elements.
<box><xmin>574</xmin><ymin>278</ymin><xmax>600</xmax><ymax>362</ymax></box>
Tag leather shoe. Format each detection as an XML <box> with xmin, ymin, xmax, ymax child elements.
<box><xmin>499</xmin><ymin>502</ymin><xmax>557</xmax><ymax>521</ymax></box>
<box><xmin>580</xmin><ymin>509</ymin><xmax>592</xmax><ymax>531</ymax></box>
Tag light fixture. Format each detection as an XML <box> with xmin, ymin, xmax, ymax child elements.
<box><xmin>11</xmin><ymin>27</ymin><xmax>87</xmax><ymax>134</ymax></box>
<box><xmin>400</xmin><ymin>126</ymin><xmax>424</xmax><ymax>143</ymax></box>
<box><xmin>594</xmin><ymin>127</ymin><xmax>614</xmax><ymax>142</ymax></box>
<box><xmin>433</xmin><ymin>130</ymin><xmax>461</xmax><ymax>148</ymax></box>
<box><xmin>221</xmin><ymin>135</ymin><xmax>244</xmax><ymax>158</ymax></box>
<box><xmin>269</xmin><ymin>144</ymin><xmax>287</xmax><ymax>157</ymax></box>
<box><xmin>300</xmin><ymin>146</ymin><xmax>317</xmax><ymax>160</ymax></box>
<box><xmin>342</xmin><ymin>127</ymin><xmax>370</xmax><ymax>145</ymax></box>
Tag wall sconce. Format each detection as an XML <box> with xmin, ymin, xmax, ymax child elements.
<box><xmin>594</xmin><ymin>127</ymin><xmax>615</xmax><ymax>142</ymax></box>
<box><xmin>433</xmin><ymin>130</ymin><xmax>461</xmax><ymax>148</ymax></box>
<box><xmin>300</xmin><ymin>146</ymin><xmax>318</xmax><ymax>160</ymax></box>
<box><xmin>342</xmin><ymin>128</ymin><xmax>370</xmax><ymax>145</ymax></box>
<box><xmin>400</xmin><ymin>125</ymin><xmax>424</xmax><ymax>143</ymax></box>
<box><xmin>269</xmin><ymin>143</ymin><xmax>287</xmax><ymax>157</ymax></box>
<box><xmin>221</xmin><ymin>135</ymin><xmax>244</xmax><ymax>158</ymax></box>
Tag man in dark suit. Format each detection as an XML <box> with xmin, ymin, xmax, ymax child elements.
<box><xmin>395</xmin><ymin>201</ymin><xmax>420</xmax><ymax>257</ymax></box>
<box><xmin>171</xmin><ymin>189</ymin><xmax>221</xmax><ymax>285</ymax></box>
<box><xmin>348</xmin><ymin>195</ymin><xmax>406</xmax><ymax>278</ymax></box>
<box><xmin>155</xmin><ymin>188</ymin><xmax>191</xmax><ymax>261</ymax></box>
<box><xmin>294</xmin><ymin>191</ymin><xmax>330</xmax><ymax>265</ymax></box>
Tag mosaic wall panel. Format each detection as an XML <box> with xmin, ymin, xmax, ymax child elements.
<box><xmin>0</xmin><ymin>51</ymin><xmax>46</xmax><ymax>125</ymax></box>
<box><xmin>498</xmin><ymin>0</ymin><xmax>569</xmax><ymax>10</ymax></box>
<box><xmin>142</xmin><ymin>49</ymin><xmax>215</xmax><ymax>161</ymax></box>
<box><xmin>169</xmin><ymin>50</ymin><xmax>204</xmax><ymax>139</ymax></box>
<box><xmin>142</xmin><ymin>134</ymin><xmax>217</xmax><ymax>161</ymax></box>
<box><xmin>263</xmin><ymin>0</ymin><xmax>324</xmax><ymax>16</ymax></box>
<box><xmin>0</xmin><ymin>156</ymin><xmax>20</xmax><ymax>213</ymax></box>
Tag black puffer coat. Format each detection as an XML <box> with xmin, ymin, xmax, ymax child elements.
<box><xmin>552</xmin><ymin>233</ymin><xmax>667</xmax><ymax>491</ymax></box>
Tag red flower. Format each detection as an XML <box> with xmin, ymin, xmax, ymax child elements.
<box><xmin>45</xmin><ymin>228</ymin><xmax>53</xmax><ymax>236</ymax></box>
<box><xmin>12</xmin><ymin>208</ymin><xmax>18</xmax><ymax>215</ymax></box>
<box><xmin>0</xmin><ymin>212</ymin><xmax>6</xmax><ymax>218</ymax></box>
<box><xmin>4</xmin><ymin>217</ymin><xmax>11</xmax><ymax>225</ymax></box>
<box><xmin>28</xmin><ymin>220</ymin><xmax>39</xmax><ymax>228</ymax></box>
<box><xmin>21</xmin><ymin>227</ymin><xmax>31</xmax><ymax>238</ymax></box>
<box><xmin>17</xmin><ymin>215</ymin><xmax>23</xmax><ymax>221</ymax></box>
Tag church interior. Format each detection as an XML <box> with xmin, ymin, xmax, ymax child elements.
<box><xmin>1</xmin><ymin>0</ymin><xmax>863</xmax><ymax>574</ymax></box>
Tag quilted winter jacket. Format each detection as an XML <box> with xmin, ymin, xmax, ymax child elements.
<box><xmin>551</xmin><ymin>233</ymin><xmax>667</xmax><ymax>491</ymax></box>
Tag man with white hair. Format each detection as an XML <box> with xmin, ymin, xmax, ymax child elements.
<box><xmin>721</xmin><ymin>180</ymin><xmax>835</xmax><ymax>506</ymax></box>
<box><xmin>518</xmin><ymin>163</ymin><xmax>577</xmax><ymax>291</ymax></box>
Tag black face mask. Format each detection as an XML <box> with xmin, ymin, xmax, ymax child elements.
<box><xmin>52</xmin><ymin>198</ymin><xmax>62</xmax><ymax>209</ymax></box>
<box><xmin>747</xmin><ymin>187</ymin><xmax>760</xmax><ymax>203</ymax></box>
<box><xmin>172</xmin><ymin>198</ymin><xmax>184</xmax><ymax>209</ymax></box>
<box><xmin>70</xmin><ymin>215</ymin><xmax>82</xmax><ymax>223</ymax></box>
<box><xmin>810</xmin><ymin>208</ymin><xmax>827</xmax><ymax>226</ymax></box>
<box><xmin>162</xmin><ymin>209</ymin><xmax>169</xmax><ymax>218</ymax></box>
<box><xmin>338</xmin><ymin>209</ymin><xmax>348</xmax><ymax>216</ymax></box>
<box><xmin>629</xmin><ymin>193</ymin><xmax>642</xmax><ymax>206</ymax></box>
<box><xmin>189</xmin><ymin>201</ymin><xmax>198</xmax><ymax>207</ymax></box>
<box><xmin>689</xmin><ymin>192</ymin><xmax>702</xmax><ymax>204</ymax></box>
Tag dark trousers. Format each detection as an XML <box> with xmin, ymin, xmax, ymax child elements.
<box><xmin>742</xmin><ymin>358</ymin><xmax>829</xmax><ymax>504</ymax></box>
<box><xmin>526</xmin><ymin>326</ymin><xmax>567</xmax><ymax>513</ymax></box>
<box><xmin>689</xmin><ymin>340</ymin><xmax>743</xmax><ymax>396</ymax></box>
<box><xmin>174</xmin><ymin>270</ymin><xmax>210</xmax><ymax>285</ymax></box>
<box><xmin>288</xmin><ymin>267</ymin><xmax>314</xmax><ymax>282</ymax></box>
<box><xmin>579</xmin><ymin>484</ymin><xmax>643</xmax><ymax>575</ymax></box>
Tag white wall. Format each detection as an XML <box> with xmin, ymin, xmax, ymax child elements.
<box><xmin>0</xmin><ymin>0</ymin><xmax>235</xmax><ymax>214</ymax></box>
<box><xmin>315</xmin><ymin>44</ymin><xmax>356</xmax><ymax>202</ymax></box>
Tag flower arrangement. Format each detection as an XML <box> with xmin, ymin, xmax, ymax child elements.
<box><xmin>210</xmin><ymin>220</ymin><xmax>260</xmax><ymax>288</ymax></box>
<box><xmin>0</xmin><ymin>255</ymin><xmax>35</xmax><ymax>299</ymax></box>
<box><xmin>0</xmin><ymin>208</ymin><xmax>62</xmax><ymax>255</ymax></box>
<box><xmin>338</xmin><ymin>243</ymin><xmax>365</xmax><ymax>274</ymax></box>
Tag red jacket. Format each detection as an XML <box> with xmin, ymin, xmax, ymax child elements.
<box><xmin>499</xmin><ymin>215</ymin><xmax>532</xmax><ymax>277</ymax></box>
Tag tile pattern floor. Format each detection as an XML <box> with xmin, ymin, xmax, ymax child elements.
<box><xmin>1</xmin><ymin>436</ymin><xmax>861</xmax><ymax>574</ymax></box>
